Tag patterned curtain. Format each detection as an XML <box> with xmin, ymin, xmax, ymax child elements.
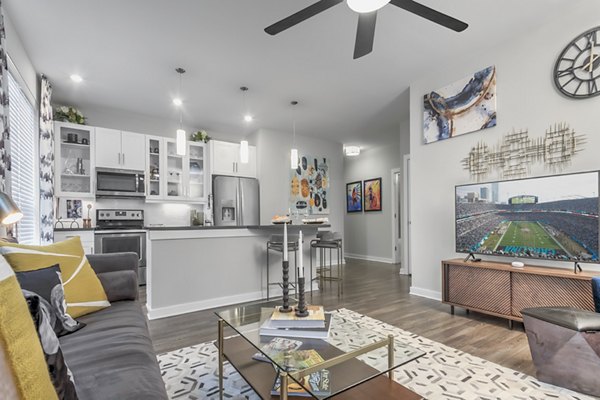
<box><xmin>0</xmin><ymin>1</ymin><xmax>11</xmax><ymax>194</ymax></box>
<box><xmin>39</xmin><ymin>75</ymin><xmax>54</xmax><ymax>244</ymax></box>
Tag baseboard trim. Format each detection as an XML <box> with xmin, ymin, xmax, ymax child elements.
<box><xmin>409</xmin><ymin>286</ymin><xmax>442</xmax><ymax>301</ymax></box>
<box><xmin>147</xmin><ymin>284</ymin><xmax>319</xmax><ymax>320</ymax></box>
<box><xmin>344</xmin><ymin>253</ymin><xmax>394</xmax><ymax>264</ymax></box>
<box><xmin>398</xmin><ymin>266</ymin><xmax>409</xmax><ymax>275</ymax></box>
<box><xmin>147</xmin><ymin>291</ymin><xmax>263</xmax><ymax>320</ymax></box>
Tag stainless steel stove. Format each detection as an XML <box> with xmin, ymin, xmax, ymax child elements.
<box><xmin>94</xmin><ymin>209</ymin><xmax>147</xmax><ymax>285</ymax></box>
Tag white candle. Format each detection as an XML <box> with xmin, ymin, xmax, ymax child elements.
<box><xmin>298</xmin><ymin>230</ymin><xmax>304</xmax><ymax>278</ymax></box>
<box><xmin>283</xmin><ymin>222</ymin><xmax>288</xmax><ymax>262</ymax></box>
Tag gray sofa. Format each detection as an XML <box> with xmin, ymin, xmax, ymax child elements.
<box><xmin>59</xmin><ymin>252</ymin><xmax>168</xmax><ymax>400</ymax></box>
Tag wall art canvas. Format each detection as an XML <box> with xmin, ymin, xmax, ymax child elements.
<box><xmin>66</xmin><ymin>199</ymin><xmax>82</xmax><ymax>219</ymax></box>
<box><xmin>346</xmin><ymin>181</ymin><xmax>362</xmax><ymax>213</ymax></box>
<box><xmin>363</xmin><ymin>178</ymin><xmax>382</xmax><ymax>212</ymax></box>
<box><xmin>423</xmin><ymin>65</ymin><xmax>497</xmax><ymax>144</ymax></box>
<box><xmin>289</xmin><ymin>155</ymin><xmax>329</xmax><ymax>215</ymax></box>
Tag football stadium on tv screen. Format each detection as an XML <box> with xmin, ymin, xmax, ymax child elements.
<box><xmin>455</xmin><ymin>172</ymin><xmax>600</xmax><ymax>263</ymax></box>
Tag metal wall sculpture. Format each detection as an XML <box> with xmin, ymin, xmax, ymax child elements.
<box><xmin>462</xmin><ymin>123</ymin><xmax>586</xmax><ymax>181</ymax></box>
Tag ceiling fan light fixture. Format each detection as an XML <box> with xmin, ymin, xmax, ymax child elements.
<box><xmin>347</xmin><ymin>0</ymin><xmax>390</xmax><ymax>13</ymax></box>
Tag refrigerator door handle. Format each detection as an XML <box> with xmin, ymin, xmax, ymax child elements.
<box><xmin>235</xmin><ymin>178</ymin><xmax>241</xmax><ymax>225</ymax></box>
<box><xmin>239</xmin><ymin>178</ymin><xmax>245</xmax><ymax>225</ymax></box>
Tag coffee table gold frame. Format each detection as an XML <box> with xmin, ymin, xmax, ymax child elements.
<box><xmin>218</xmin><ymin>319</ymin><xmax>396</xmax><ymax>400</ymax></box>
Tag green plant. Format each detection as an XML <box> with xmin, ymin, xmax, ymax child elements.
<box><xmin>54</xmin><ymin>106</ymin><xmax>86</xmax><ymax>125</ymax></box>
<box><xmin>190</xmin><ymin>130</ymin><xmax>211</xmax><ymax>143</ymax></box>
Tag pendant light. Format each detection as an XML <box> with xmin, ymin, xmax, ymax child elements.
<box><xmin>290</xmin><ymin>101</ymin><xmax>299</xmax><ymax>170</ymax></box>
<box><xmin>175</xmin><ymin>67</ymin><xmax>186</xmax><ymax>156</ymax></box>
<box><xmin>240</xmin><ymin>86</ymin><xmax>251</xmax><ymax>164</ymax></box>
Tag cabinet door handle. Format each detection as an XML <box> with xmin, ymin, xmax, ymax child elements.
<box><xmin>123</xmin><ymin>153</ymin><xmax>125</xmax><ymax>166</ymax></box>
<box><xmin>118</xmin><ymin>153</ymin><xmax>121</xmax><ymax>164</ymax></box>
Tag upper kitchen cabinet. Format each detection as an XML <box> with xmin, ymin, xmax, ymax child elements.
<box><xmin>210</xmin><ymin>140</ymin><xmax>256</xmax><ymax>178</ymax></box>
<box><xmin>54</xmin><ymin>122</ymin><xmax>95</xmax><ymax>198</ymax></box>
<box><xmin>186</xmin><ymin>142</ymin><xmax>208</xmax><ymax>201</ymax></box>
<box><xmin>95</xmin><ymin>128</ymin><xmax>145</xmax><ymax>171</ymax></box>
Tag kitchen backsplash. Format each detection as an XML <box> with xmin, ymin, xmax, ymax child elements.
<box><xmin>55</xmin><ymin>197</ymin><xmax>207</xmax><ymax>228</ymax></box>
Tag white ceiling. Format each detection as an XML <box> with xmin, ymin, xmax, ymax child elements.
<box><xmin>5</xmin><ymin>0</ymin><xmax>579</xmax><ymax>145</ymax></box>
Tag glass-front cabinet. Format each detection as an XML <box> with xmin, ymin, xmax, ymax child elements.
<box><xmin>54</xmin><ymin>122</ymin><xmax>95</xmax><ymax>198</ymax></box>
<box><xmin>145</xmin><ymin>136</ymin><xmax>208</xmax><ymax>203</ymax></box>
<box><xmin>186</xmin><ymin>142</ymin><xmax>207</xmax><ymax>200</ymax></box>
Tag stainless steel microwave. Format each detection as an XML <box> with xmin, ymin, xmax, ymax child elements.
<box><xmin>96</xmin><ymin>168</ymin><xmax>145</xmax><ymax>198</ymax></box>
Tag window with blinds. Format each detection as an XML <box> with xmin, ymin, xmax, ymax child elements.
<box><xmin>8</xmin><ymin>71</ymin><xmax>37</xmax><ymax>245</ymax></box>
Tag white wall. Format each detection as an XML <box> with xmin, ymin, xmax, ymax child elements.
<box><xmin>408</xmin><ymin>6</ymin><xmax>600</xmax><ymax>300</ymax></box>
<box><xmin>80</xmin><ymin>103</ymin><xmax>245</xmax><ymax>143</ymax></box>
<box><xmin>248</xmin><ymin>128</ymin><xmax>344</xmax><ymax>236</ymax></box>
<box><xmin>343</xmin><ymin>128</ymin><xmax>407</xmax><ymax>262</ymax></box>
<box><xmin>5</xmin><ymin>13</ymin><xmax>37</xmax><ymax>102</ymax></box>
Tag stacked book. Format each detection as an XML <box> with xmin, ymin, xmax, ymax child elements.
<box><xmin>260</xmin><ymin>305</ymin><xmax>331</xmax><ymax>339</ymax></box>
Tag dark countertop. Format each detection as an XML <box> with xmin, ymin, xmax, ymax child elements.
<box><xmin>54</xmin><ymin>227</ymin><xmax>96</xmax><ymax>232</ymax></box>
<box><xmin>145</xmin><ymin>224</ymin><xmax>330</xmax><ymax>231</ymax></box>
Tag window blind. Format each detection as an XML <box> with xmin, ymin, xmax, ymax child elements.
<box><xmin>8</xmin><ymin>71</ymin><xmax>37</xmax><ymax>244</ymax></box>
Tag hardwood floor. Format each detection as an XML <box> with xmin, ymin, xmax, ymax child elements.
<box><xmin>142</xmin><ymin>258</ymin><xmax>535</xmax><ymax>376</ymax></box>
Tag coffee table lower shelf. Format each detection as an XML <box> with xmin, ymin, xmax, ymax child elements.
<box><xmin>222</xmin><ymin>335</ymin><xmax>422</xmax><ymax>399</ymax></box>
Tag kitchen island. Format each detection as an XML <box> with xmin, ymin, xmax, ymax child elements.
<box><xmin>146</xmin><ymin>224</ymin><xmax>330</xmax><ymax>320</ymax></box>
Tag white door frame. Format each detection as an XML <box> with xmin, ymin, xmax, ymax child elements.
<box><xmin>390</xmin><ymin>167</ymin><xmax>402</xmax><ymax>265</ymax></box>
<box><xmin>401</xmin><ymin>154</ymin><xmax>411</xmax><ymax>275</ymax></box>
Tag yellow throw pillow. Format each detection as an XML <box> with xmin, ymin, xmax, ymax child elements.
<box><xmin>0</xmin><ymin>237</ymin><xmax>110</xmax><ymax>318</ymax></box>
<box><xmin>0</xmin><ymin>255</ymin><xmax>58</xmax><ymax>400</ymax></box>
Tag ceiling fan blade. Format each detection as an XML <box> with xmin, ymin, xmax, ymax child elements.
<box><xmin>265</xmin><ymin>0</ymin><xmax>344</xmax><ymax>35</ymax></box>
<box><xmin>354</xmin><ymin>11</ymin><xmax>377</xmax><ymax>59</ymax></box>
<box><xmin>389</xmin><ymin>0</ymin><xmax>468</xmax><ymax>32</ymax></box>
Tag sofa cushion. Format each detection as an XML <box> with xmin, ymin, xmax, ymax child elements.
<box><xmin>59</xmin><ymin>301</ymin><xmax>167</xmax><ymax>400</ymax></box>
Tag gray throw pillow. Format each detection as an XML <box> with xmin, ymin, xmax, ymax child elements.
<box><xmin>24</xmin><ymin>290</ymin><xmax>79</xmax><ymax>400</ymax></box>
<box><xmin>16</xmin><ymin>265</ymin><xmax>84</xmax><ymax>336</ymax></box>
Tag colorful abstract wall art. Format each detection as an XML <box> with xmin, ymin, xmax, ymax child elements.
<box><xmin>346</xmin><ymin>181</ymin><xmax>362</xmax><ymax>213</ymax></box>
<box><xmin>423</xmin><ymin>66</ymin><xmax>497</xmax><ymax>144</ymax></box>
<box><xmin>364</xmin><ymin>178</ymin><xmax>382</xmax><ymax>212</ymax></box>
<box><xmin>289</xmin><ymin>155</ymin><xmax>330</xmax><ymax>214</ymax></box>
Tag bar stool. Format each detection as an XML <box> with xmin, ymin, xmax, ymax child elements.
<box><xmin>310</xmin><ymin>231</ymin><xmax>343</xmax><ymax>297</ymax></box>
<box><xmin>266</xmin><ymin>233</ymin><xmax>300</xmax><ymax>300</ymax></box>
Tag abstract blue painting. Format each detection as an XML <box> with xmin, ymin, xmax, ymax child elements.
<box><xmin>423</xmin><ymin>66</ymin><xmax>497</xmax><ymax>144</ymax></box>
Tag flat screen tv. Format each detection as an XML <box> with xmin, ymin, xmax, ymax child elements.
<box><xmin>455</xmin><ymin>171</ymin><xmax>600</xmax><ymax>263</ymax></box>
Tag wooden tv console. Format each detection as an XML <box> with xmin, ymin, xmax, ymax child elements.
<box><xmin>442</xmin><ymin>258</ymin><xmax>598</xmax><ymax>329</ymax></box>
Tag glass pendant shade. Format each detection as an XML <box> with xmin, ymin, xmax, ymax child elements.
<box><xmin>291</xmin><ymin>148</ymin><xmax>299</xmax><ymax>169</ymax></box>
<box><xmin>347</xmin><ymin>0</ymin><xmax>390</xmax><ymax>13</ymax></box>
<box><xmin>240</xmin><ymin>140</ymin><xmax>249</xmax><ymax>164</ymax></box>
<box><xmin>176</xmin><ymin>129</ymin><xmax>186</xmax><ymax>156</ymax></box>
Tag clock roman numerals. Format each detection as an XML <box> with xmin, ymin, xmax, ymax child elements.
<box><xmin>554</xmin><ymin>26</ymin><xmax>600</xmax><ymax>99</ymax></box>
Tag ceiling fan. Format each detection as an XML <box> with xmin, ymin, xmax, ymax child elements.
<box><xmin>265</xmin><ymin>0</ymin><xmax>468</xmax><ymax>59</ymax></box>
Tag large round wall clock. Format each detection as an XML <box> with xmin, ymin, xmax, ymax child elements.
<box><xmin>554</xmin><ymin>26</ymin><xmax>600</xmax><ymax>99</ymax></box>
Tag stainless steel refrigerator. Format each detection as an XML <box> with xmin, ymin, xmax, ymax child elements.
<box><xmin>212</xmin><ymin>175</ymin><xmax>260</xmax><ymax>226</ymax></box>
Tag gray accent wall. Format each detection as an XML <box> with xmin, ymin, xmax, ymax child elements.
<box><xmin>343</xmin><ymin>124</ymin><xmax>409</xmax><ymax>263</ymax></box>
<box><xmin>248</xmin><ymin>128</ymin><xmax>344</xmax><ymax>237</ymax></box>
<box><xmin>408</xmin><ymin>6</ymin><xmax>600</xmax><ymax>301</ymax></box>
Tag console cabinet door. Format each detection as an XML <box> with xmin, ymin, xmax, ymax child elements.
<box><xmin>121</xmin><ymin>131</ymin><xmax>146</xmax><ymax>171</ymax></box>
<box><xmin>95</xmin><ymin>127</ymin><xmax>122</xmax><ymax>168</ymax></box>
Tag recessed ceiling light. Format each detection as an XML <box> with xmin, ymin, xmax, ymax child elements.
<box><xmin>70</xmin><ymin>74</ymin><xmax>83</xmax><ymax>83</ymax></box>
<box><xmin>344</xmin><ymin>146</ymin><xmax>360</xmax><ymax>156</ymax></box>
<box><xmin>244</xmin><ymin>114</ymin><xmax>253</xmax><ymax>123</ymax></box>
<box><xmin>173</xmin><ymin>98</ymin><xmax>183</xmax><ymax>106</ymax></box>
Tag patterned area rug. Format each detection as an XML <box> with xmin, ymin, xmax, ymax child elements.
<box><xmin>157</xmin><ymin>308</ymin><xmax>596</xmax><ymax>400</ymax></box>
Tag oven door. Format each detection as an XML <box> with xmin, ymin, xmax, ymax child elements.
<box><xmin>94</xmin><ymin>231</ymin><xmax>147</xmax><ymax>285</ymax></box>
<box><xmin>96</xmin><ymin>168</ymin><xmax>145</xmax><ymax>198</ymax></box>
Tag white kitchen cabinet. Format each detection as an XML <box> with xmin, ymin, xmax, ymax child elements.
<box><xmin>95</xmin><ymin>128</ymin><xmax>145</xmax><ymax>171</ymax></box>
<box><xmin>53</xmin><ymin>230</ymin><xmax>94</xmax><ymax>254</ymax></box>
<box><xmin>54</xmin><ymin>122</ymin><xmax>95</xmax><ymax>199</ymax></box>
<box><xmin>145</xmin><ymin>137</ymin><xmax>208</xmax><ymax>203</ymax></box>
<box><xmin>121</xmin><ymin>131</ymin><xmax>146</xmax><ymax>170</ymax></box>
<box><xmin>210</xmin><ymin>140</ymin><xmax>257</xmax><ymax>178</ymax></box>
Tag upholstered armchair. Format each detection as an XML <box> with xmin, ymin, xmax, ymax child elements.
<box><xmin>521</xmin><ymin>277</ymin><xmax>600</xmax><ymax>397</ymax></box>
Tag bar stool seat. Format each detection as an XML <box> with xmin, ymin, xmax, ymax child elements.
<box><xmin>266</xmin><ymin>234</ymin><xmax>300</xmax><ymax>300</ymax></box>
<box><xmin>310</xmin><ymin>231</ymin><xmax>343</xmax><ymax>297</ymax></box>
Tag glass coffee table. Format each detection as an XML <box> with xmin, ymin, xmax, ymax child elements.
<box><xmin>215</xmin><ymin>301</ymin><xmax>424</xmax><ymax>399</ymax></box>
